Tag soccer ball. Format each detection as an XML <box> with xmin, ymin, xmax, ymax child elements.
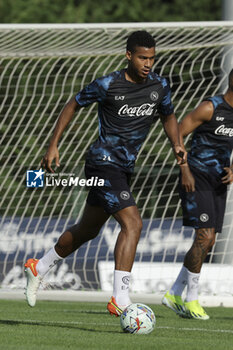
<box><xmin>120</xmin><ymin>303</ymin><xmax>156</xmax><ymax>334</ymax></box>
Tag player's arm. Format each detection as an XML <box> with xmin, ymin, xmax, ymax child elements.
<box><xmin>179</xmin><ymin>100</ymin><xmax>214</xmax><ymax>141</ymax></box>
<box><xmin>41</xmin><ymin>97</ymin><xmax>81</xmax><ymax>173</ymax></box>
<box><xmin>179</xmin><ymin>101</ymin><xmax>214</xmax><ymax>192</ymax></box>
<box><xmin>159</xmin><ymin>112</ymin><xmax>186</xmax><ymax>165</ymax></box>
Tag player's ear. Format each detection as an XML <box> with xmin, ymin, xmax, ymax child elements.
<box><xmin>126</xmin><ymin>50</ymin><xmax>132</xmax><ymax>61</ymax></box>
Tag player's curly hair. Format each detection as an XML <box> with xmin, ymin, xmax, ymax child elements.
<box><xmin>228</xmin><ymin>69</ymin><xmax>233</xmax><ymax>91</ymax></box>
<box><xmin>126</xmin><ymin>30</ymin><xmax>156</xmax><ymax>53</ymax></box>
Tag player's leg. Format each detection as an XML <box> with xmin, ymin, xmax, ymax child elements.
<box><xmin>181</xmin><ymin>227</ymin><xmax>215</xmax><ymax>320</ymax></box>
<box><xmin>163</xmin><ymin>168</ymin><xmax>215</xmax><ymax>318</ymax></box>
<box><xmin>83</xmin><ymin>165</ymin><xmax>140</xmax><ymax>316</ymax></box>
<box><xmin>107</xmin><ymin>205</ymin><xmax>142</xmax><ymax>316</ymax></box>
<box><xmin>181</xmin><ymin>176</ymin><xmax>225</xmax><ymax>320</ymax></box>
<box><xmin>25</xmin><ymin>203</ymin><xmax>110</xmax><ymax>307</ymax></box>
<box><xmin>183</xmin><ymin>228</ymin><xmax>215</xmax><ymax>316</ymax></box>
<box><xmin>163</xmin><ymin>227</ymin><xmax>215</xmax><ymax>318</ymax></box>
<box><xmin>183</xmin><ymin>183</ymin><xmax>227</xmax><ymax>319</ymax></box>
<box><xmin>54</xmin><ymin>204</ymin><xmax>110</xmax><ymax>258</ymax></box>
<box><xmin>113</xmin><ymin>205</ymin><xmax>142</xmax><ymax>271</ymax></box>
<box><xmin>184</xmin><ymin>227</ymin><xmax>216</xmax><ymax>274</ymax></box>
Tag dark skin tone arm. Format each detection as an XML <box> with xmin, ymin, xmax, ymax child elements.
<box><xmin>159</xmin><ymin>113</ymin><xmax>187</xmax><ymax>164</ymax></box>
<box><xmin>41</xmin><ymin>97</ymin><xmax>80</xmax><ymax>172</ymax></box>
<box><xmin>179</xmin><ymin>100</ymin><xmax>233</xmax><ymax>192</ymax></box>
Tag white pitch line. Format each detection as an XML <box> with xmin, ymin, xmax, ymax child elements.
<box><xmin>3</xmin><ymin>319</ymin><xmax>233</xmax><ymax>334</ymax></box>
<box><xmin>157</xmin><ymin>326</ymin><xmax>233</xmax><ymax>334</ymax></box>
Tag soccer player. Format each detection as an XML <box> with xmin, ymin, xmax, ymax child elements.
<box><xmin>24</xmin><ymin>30</ymin><xmax>186</xmax><ymax>314</ymax></box>
<box><xmin>162</xmin><ymin>69</ymin><xmax>233</xmax><ymax>320</ymax></box>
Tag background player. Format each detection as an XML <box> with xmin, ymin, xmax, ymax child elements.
<box><xmin>24</xmin><ymin>30</ymin><xmax>186</xmax><ymax>314</ymax></box>
<box><xmin>162</xmin><ymin>69</ymin><xmax>233</xmax><ymax>320</ymax></box>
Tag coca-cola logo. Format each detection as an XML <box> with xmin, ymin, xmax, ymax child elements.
<box><xmin>214</xmin><ymin>124</ymin><xmax>233</xmax><ymax>137</ymax></box>
<box><xmin>118</xmin><ymin>103</ymin><xmax>156</xmax><ymax>117</ymax></box>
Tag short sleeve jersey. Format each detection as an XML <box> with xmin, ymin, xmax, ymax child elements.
<box><xmin>188</xmin><ymin>95</ymin><xmax>233</xmax><ymax>177</ymax></box>
<box><xmin>75</xmin><ymin>69</ymin><xmax>174</xmax><ymax>173</ymax></box>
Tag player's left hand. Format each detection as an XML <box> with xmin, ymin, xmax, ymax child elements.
<box><xmin>173</xmin><ymin>145</ymin><xmax>187</xmax><ymax>165</ymax></box>
<box><xmin>222</xmin><ymin>167</ymin><xmax>233</xmax><ymax>185</ymax></box>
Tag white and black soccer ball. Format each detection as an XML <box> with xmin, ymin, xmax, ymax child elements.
<box><xmin>120</xmin><ymin>303</ymin><xmax>156</xmax><ymax>334</ymax></box>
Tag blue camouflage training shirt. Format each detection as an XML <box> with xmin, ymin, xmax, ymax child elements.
<box><xmin>75</xmin><ymin>69</ymin><xmax>174</xmax><ymax>173</ymax></box>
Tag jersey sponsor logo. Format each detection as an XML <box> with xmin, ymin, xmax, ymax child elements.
<box><xmin>214</xmin><ymin>124</ymin><xmax>233</xmax><ymax>137</ymax></box>
<box><xmin>216</xmin><ymin>116</ymin><xmax>224</xmax><ymax>121</ymax></box>
<box><xmin>200</xmin><ymin>213</ymin><xmax>209</xmax><ymax>222</ymax></box>
<box><xmin>150</xmin><ymin>91</ymin><xmax>159</xmax><ymax>101</ymax></box>
<box><xmin>115</xmin><ymin>95</ymin><xmax>125</xmax><ymax>100</ymax></box>
<box><xmin>118</xmin><ymin>103</ymin><xmax>156</xmax><ymax>117</ymax></box>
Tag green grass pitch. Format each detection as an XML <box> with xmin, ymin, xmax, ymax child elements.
<box><xmin>0</xmin><ymin>300</ymin><xmax>232</xmax><ymax>350</ymax></box>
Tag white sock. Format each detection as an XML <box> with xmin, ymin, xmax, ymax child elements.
<box><xmin>113</xmin><ymin>270</ymin><xmax>131</xmax><ymax>306</ymax></box>
<box><xmin>185</xmin><ymin>269</ymin><xmax>200</xmax><ymax>302</ymax></box>
<box><xmin>37</xmin><ymin>246</ymin><xmax>63</xmax><ymax>276</ymax></box>
<box><xmin>169</xmin><ymin>265</ymin><xmax>188</xmax><ymax>296</ymax></box>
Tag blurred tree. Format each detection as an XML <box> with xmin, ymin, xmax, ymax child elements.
<box><xmin>0</xmin><ymin>0</ymin><xmax>221</xmax><ymax>23</ymax></box>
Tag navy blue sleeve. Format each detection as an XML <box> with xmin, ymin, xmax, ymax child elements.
<box><xmin>75</xmin><ymin>79</ymin><xmax>105</xmax><ymax>106</ymax></box>
<box><xmin>157</xmin><ymin>78</ymin><xmax>174</xmax><ymax>116</ymax></box>
<box><xmin>75</xmin><ymin>74</ymin><xmax>114</xmax><ymax>107</ymax></box>
<box><xmin>205</xmin><ymin>95</ymin><xmax>223</xmax><ymax>109</ymax></box>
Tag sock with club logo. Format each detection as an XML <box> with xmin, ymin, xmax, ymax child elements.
<box><xmin>113</xmin><ymin>270</ymin><xmax>131</xmax><ymax>306</ymax></box>
<box><xmin>185</xmin><ymin>269</ymin><xmax>200</xmax><ymax>302</ymax></box>
<box><xmin>169</xmin><ymin>265</ymin><xmax>188</xmax><ymax>296</ymax></box>
<box><xmin>37</xmin><ymin>246</ymin><xmax>63</xmax><ymax>276</ymax></box>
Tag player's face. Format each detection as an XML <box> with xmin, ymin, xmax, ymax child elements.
<box><xmin>126</xmin><ymin>46</ymin><xmax>155</xmax><ymax>81</ymax></box>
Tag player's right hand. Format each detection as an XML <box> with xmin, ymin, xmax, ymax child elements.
<box><xmin>173</xmin><ymin>145</ymin><xmax>187</xmax><ymax>165</ymax></box>
<box><xmin>41</xmin><ymin>145</ymin><xmax>60</xmax><ymax>173</ymax></box>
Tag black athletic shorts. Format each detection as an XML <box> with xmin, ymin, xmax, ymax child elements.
<box><xmin>179</xmin><ymin>165</ymin><xmax>227</xmax><ymax>232</ymax></box>
<box><xmin>84</xmin><ymin>164</ymin><xmax>136</xmax><ymax>214</ymax></box>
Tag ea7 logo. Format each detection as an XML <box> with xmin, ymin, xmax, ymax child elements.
<box><xmin>216</xmin><ymin>116</ymin><xmax>224</xmax><ymax>121</ymax></box>
<box><xmin>115</xmin><ymin>96</ymin><xmax>125</xmax><ymax>100</ymax></box>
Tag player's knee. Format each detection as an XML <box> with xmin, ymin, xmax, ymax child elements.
<box><xmin>205</xmin><ymin>229</ymin><xmax>215</xmax><ymax>248</ymax></box>
<box><xmin>70</xmin><ymin>223</ymin><xmax>101</xmax><ymax>239</ymax></box>
<box><xmin>208</xmin><ymin>230</ymin><xmax>216</xmax><ymax>248</ymax></box>
<box><xmin>132</xmin><ymin>215</ymin><xmax>143</xmax><ymax>232</ymax></box>
<box><xmin>124</xmin><ymin>216</ymin><xmax>143</xmax><ymax>240</ymax></box>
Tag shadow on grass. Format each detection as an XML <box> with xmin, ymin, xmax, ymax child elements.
<box><xmin>0</xmin><ymin>319</ymin><xmax>122</xmax><ymax>334</ymax></box>
<box><xmin>66</xmin><ymin>310</ymin><xmax>107</xmax><ymax>315</ymax></box>
<box><xmin>214</xmin><ymin>316</ymin><xmax>233</xmax><ymax>321</ymax></box>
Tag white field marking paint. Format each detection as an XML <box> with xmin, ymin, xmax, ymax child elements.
<box><xmin>156</xmin><ymin>326</ymin><xmax>233</xmax><ymax>334</ymax></box>
<box><xmin>4</xmin><ymin>319</ymin><xmax>233</xmax><ymax>334</ymax></box>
